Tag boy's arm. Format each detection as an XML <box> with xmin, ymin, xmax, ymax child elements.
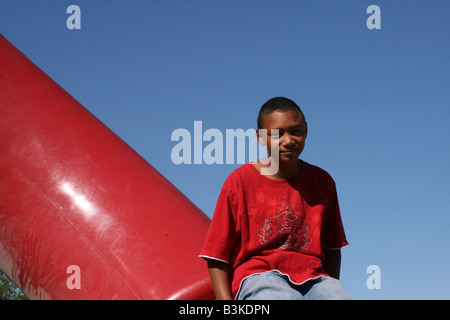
<box><xmin>322</xmin><ymin>249</ymin><xmax>342</xmax><ymax>279</ymax></box>
<box><xmin>207</xmin><ymin>259</ymin><xmax>234</xmax><ymax>300</ymax></box>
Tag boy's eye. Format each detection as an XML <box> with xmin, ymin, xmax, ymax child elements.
<box><xmin>269</xmin><ymin>129</ymin><xmax>281</xmax><ymax>139</ymax></box>
<box><xmin>291</xmin><ymin>130</ymin><xmax>305</xmax><ymax>136</ymax></box>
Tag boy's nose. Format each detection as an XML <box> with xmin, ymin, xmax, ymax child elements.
<box><xmin>282</xmin><ymin>134</ymin><xmax>295</xmax><ymax>146</ymax></box>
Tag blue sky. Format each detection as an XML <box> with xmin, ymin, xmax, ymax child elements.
<box><xmin>1</xmin><ymin>1</ymin><xmax>449</xmax><ymax>299</ymax></box>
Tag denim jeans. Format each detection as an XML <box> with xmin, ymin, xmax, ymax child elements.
<box><xmin>237</xmin><ymin>271</ymin><xmax>351</xmax><ymax>300</ymax></box>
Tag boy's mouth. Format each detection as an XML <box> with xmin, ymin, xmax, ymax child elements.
<box><xmin>279</xmin><ymin>149</ymin><xmax>297</xmax><ymax>156</ymax></box>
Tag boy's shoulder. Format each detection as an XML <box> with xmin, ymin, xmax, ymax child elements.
<box><xmin>300</xmin><ymin>161</ymin><xmax>334</xmax><ymax>188</ymax></box>
<box><xmin>302</xmin><ymin>161</ymin><xmax>335</xmax><ymax>179</ymax></box>
<box><xmin>223</xmin><ymin>163</ymin><xmax>255</xmax><ymax>184</ymax></box>
<box><xmin>219</xmin><ymin>163</ymin><xmax>262</xmax><ymax>192</ymax></box>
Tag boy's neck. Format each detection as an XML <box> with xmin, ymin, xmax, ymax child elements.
<box><xmin>276</xmin><ymin>160</ymin><xmax>301</xmax><ymax>180</ymax></box>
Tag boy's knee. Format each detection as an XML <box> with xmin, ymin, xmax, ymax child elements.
<box><xmin>311</xmin><ymin>276</ymin><xmax>351</xmax><ymax>300</ymax></box>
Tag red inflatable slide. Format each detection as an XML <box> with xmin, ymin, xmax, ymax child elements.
<box><xmin>0</xmin><ymin>34</ymin><xmax>214</xmax><ymax>300</ymax></box>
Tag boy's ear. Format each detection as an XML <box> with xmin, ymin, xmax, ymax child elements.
<box><xmin>256</xmin><ymin>129</ymin><xmax>266</xmax><ymax>146</ymax></box>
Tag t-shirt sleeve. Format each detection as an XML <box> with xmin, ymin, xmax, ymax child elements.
<box><xmin>199</xmin><ymin>181</ymin><xmax>239</xmax><ymax>264</ymax></box>
<box><xmin>321</xmin><ymin>180</ymin><xmax>349</xmax><ymax>250</ymax></box>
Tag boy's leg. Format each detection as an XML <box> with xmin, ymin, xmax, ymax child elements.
<box><xmin>237</xmin><ymin>271</ymin><xmax>304</xmax><ymax>300</ymax></box>
<box><xmin>302</xmin><ymin>276</ymin><xmax>351</xmax><ymax>300</ymax></box>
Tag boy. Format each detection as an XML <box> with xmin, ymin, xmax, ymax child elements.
<box><xmin>199</xmin><ymin>97</ymin><xmax>350</xmax><ymax>300</ymax></box>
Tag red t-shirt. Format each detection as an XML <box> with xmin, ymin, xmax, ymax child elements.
<box><xmin>199</xmin><ymin>161</ymin><xmax>348</xmax><ymax>297</ymax></box>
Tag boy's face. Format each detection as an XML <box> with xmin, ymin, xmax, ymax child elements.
<box><xmin>257</xmin><ymin>110</ymin><xmax>307</xmax><ymax>165</ymax></box>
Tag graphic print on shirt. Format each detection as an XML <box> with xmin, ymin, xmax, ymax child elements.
<box><xmin>257</xmin><ymin>206</ymin><xmax>312</xmax><ymax>252</ymax></box>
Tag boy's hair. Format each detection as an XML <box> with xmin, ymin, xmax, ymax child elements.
<box><xmin>257</xmin><ymin>97</ymin><xmax>306</xmax><ymax>129</ymax></box>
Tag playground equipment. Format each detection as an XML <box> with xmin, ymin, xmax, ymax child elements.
<box><xmin>0</xmin><ymin>34</ymin><xmax>214</xmax><ymax>299</ymax></box>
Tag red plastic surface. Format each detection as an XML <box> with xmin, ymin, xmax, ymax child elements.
<box><xmin>0</xmin><ymin>34</ymin><xmax>214</xmax><ymax>300</ymax></box>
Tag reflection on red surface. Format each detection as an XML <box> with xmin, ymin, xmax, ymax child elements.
<box><xmin>0</xmin><ymin>34</ymin><xmax>213</xmax><ymax>300</ymax></box>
